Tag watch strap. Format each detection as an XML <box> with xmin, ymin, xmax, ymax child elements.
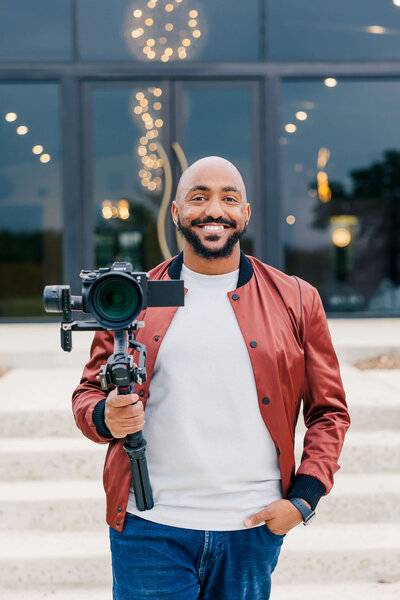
<box><xmin>288</xmin><ymin>497</ymin><xmax>316</xmax><ymax>525</ymax></box>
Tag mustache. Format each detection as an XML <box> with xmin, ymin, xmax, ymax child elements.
<box><xmin>190</xmin><ymin>216</ymin><xmax>237</xmax><ymax>229</ymax></box>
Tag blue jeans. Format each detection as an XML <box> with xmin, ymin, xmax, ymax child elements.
<box><xmin>109</xmin><ymin>514</ymin><xmax>284</xmax><ymax>600</ymax></box>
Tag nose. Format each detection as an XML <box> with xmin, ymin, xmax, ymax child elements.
<box><xmin>204</xmin><ymin>194</ymin><xmax>224</xmax><ymax>220</ymax></box>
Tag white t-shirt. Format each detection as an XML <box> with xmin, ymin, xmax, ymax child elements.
<box><xmin>127</xmin><ymin>263</ymin><xmax>282</xmax><ymax>530</ymax></box>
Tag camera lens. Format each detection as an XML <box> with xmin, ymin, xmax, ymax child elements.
<box><xmin>89</xmin><ymin>273</ymin><xmax>142</xmax><ymax>328</ymax></box>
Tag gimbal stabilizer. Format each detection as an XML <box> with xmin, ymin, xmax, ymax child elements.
<box><xmin>44</xmin><ymin>261</ymin><xmax>184</xmax><ymax>511</ymax></box>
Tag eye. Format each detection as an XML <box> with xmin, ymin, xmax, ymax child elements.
<box><xmin>190</xmin><ymin>195</ymin><xmax>207</xmax><ymax>202</ymax></box>
<box><xmin>224</xmin><ymin>196</ymin><xmax>238</xmax><ymax>203</ymax></box>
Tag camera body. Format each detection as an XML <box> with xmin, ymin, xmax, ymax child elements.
<box><xmin>79</xmin><ymin>262</ymin><xmax>148</xmax><ymax>329</ymax></box>
<box><xmin>43</xmin><ymin>260</ymin><xmax>184</xmax><ymax>346</ymax></box>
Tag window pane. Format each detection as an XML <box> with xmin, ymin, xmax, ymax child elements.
<box><xmin>268</xmin><ymin>0</ymin><xmax>400</xmax><ymax>61</ymax></box>
<box><xmin>0</xmin><ymin>1</ymin><xmax>72</xmax><ymax>62</ymax></box>
<box><xmin>281</xmin><ymin>79</ymin><xmax>400</xmax><ymax>313</ymax></box>
<box><xmin>180</xmin><ymin>86</ymin><xmax>256</xmax><ymax>255</ymax></box>
<box><xmin>92</xmin><ymin>86</ymin><xmax>167</xmax><ymax>271</ymax></box>
<box><xmin>78</xmin><ymin>0</ymin><xmax>261</xmax><ymax>61</ymax></box>
<box><xmin>0</xmin><ymin>83</ymin><xmax>62</xmax><ymax>317</ymax></box>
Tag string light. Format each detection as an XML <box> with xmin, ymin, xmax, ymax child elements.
<box><xmin>32</xmin><ymin>145</ymin><xmax>43</xmax><ymax>154</ymax></box>
<box><xmin>324</xmin><ymin>78</ymin><xmax>337</xmax><ymax>88</ymax></box>
<box><xmin>16</xmin><ymin>125</ymin><xmax>28</xmax><ymax>135</ymax></box>
<box><xmin>5</xmin><ymin>112</ymin><xmax>17</xmax><ymax>122</ymax></box>
<box><xmin>40</xmin><ymin>153</ymin><xmax>51</xmax><ymax>163</ymax></box>
<box><xmin>127</xmin><ymin>2</ymin><xmax>204</xmax><ymax>62</ymax></box>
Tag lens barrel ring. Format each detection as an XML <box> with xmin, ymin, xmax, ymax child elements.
<box><xmin>88</xmin><ymin>271</ymin><xmax>143</xmax><ymax>329</ymax></box>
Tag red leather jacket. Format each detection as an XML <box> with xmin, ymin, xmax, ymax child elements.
<box><xmin>72</xmin><ymin>252</ymin><xmax>350</xmax><ymax>532</ymax></box>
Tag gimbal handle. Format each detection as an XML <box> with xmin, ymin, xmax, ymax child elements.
<box><xmin>110</xmin><ymin>330</ymin><xmax>154</xmax><ymax>511</ymax></box>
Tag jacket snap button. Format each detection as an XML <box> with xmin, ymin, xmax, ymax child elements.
<box><xmin>232</xmin><ymin>294</ymin><xmax>239</xmax><ymax>300</ymax></box>
<box><xmin>154</xmin><ymin>336</ymin><xmax>160</xmax><ymax>342</ymax></box>
<box><xmin>139</xmin><ymin>391</ymin><xmax>145</xmax><ymax>397</ymax></box>
<box><xmin>250</xmin><ymin>341</ymin><xmax>257</xmax><ymax>348</ymax></box>
<box><xmin>262</xmin><ymin>397</ymin><xmax>270</xmax><ymax>405</ymax></box>
<box><xmin>116</xmin><ymin>520</ymin><xmax>121</xmax><ymax>526</ymax></box>
<box><xmin>118</xmin><ymin>507</ymin><xmax>122</xmax><ymax>512</ymax></box>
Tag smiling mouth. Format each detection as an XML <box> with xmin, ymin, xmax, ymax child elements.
<box><xmin>197</xmin><ymin>224</ymin><xmax>230</xmax><ymax>232</ymax></box>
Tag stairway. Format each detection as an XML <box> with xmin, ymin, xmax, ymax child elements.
<box><xmin>0</xmin><ymin>324</ymin><xmax>399</xmax><ymax>599</ymax></box>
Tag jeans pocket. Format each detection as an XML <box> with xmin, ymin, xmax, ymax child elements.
<box><xmin>262</xmin><ymin>524</ymin><xmax>285</xmax><ymax>544</ymax></box>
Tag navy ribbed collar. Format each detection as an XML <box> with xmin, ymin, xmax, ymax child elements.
<box><xmin>167</xmin><ymin>251</ymin><xmax>253</xmax><ymax>289</ymax></box>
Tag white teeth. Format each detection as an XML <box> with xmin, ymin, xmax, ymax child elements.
<box><xmin>202</xmin><ymin>225</ymin><xmax>225</xmax><ymax>231</ymax></box>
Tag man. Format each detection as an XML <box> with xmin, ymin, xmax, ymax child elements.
<box><xmin>73</xmin><ymin>156</ymin><xmax>350</xmax><ymax>600</ymax></box>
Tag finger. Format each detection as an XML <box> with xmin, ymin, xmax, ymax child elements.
<box><xmin>106</xmin><ymin>414</ymin><xmax>145</xmax><ymax>436</ymax></box>
<box><xmin>107</xmin><ymin>393</ymin><xmax>139</xmax><ymax>407</ymax></box>
<box><xmin>244</xmin><ymin>507</ymin><xmax>272</xmax><ymax>528</ymax></box>
<box><xmin>107</xmin><ymin>408</ymin><xmax>143</xmax><ymax>423</ymax></box>
<box><xmin>109</xmin><ymin>402</ymin><xmax>143</xmax><ymax>418</ymax></box>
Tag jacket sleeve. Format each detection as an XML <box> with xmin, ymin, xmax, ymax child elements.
<box><xmin>72</xmin><ymin>330</ymin><xmax>115</xmax><ymax>444</ymax></box>
<box><xmin>288</xmin><ymin>285</ymin><xmax>350</xmax><ymax>508</ymax></box>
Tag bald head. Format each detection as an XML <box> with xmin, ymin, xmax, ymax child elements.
<box><xmin>175</xmin><ymin>156</ymin><xmax>247</xmax><ymax>206</ymax></box>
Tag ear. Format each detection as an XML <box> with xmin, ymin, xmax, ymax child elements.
<box><xmin>171</xmin><ymin>200</ymin><xmax>179</xmax><ymax>226</ymax></box>
<box><xmin>245</xmin><ymin>202</ymin><xmax>251</xmax><ymax>225</ymax></box>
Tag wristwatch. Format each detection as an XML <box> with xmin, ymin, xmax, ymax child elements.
<box><xmin>288</xmin><ymin>497</ymin><xmax>316</xmax><ymax>525</ymax></box>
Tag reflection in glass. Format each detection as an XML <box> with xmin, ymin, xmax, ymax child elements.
<box><xmin>124</xmin><ymin>0</ymin><xmax>206</xmax><ymax>61</ymax></box>
<box><xmin>0</xmin><ymin>1</ymin><xmax>72</xmax><ymax>62</ymax></box>
<box><xmin>180</xmin><ymin>86</ymin><xmax>255</xmax><ymax>255</ymax></box>
<box><xmin>0</xmin><ymin>83</ymin><xmax>62</xmax><ymax>317</ymax></box>
<box><xmin>281</xmin><ymin>79</ymin><xmax>400</xmax><ymax>313</ymax></box>
<box><xmin>93</xmin><ymin>87</ymin><xmax>166</xmax><ymax>271</ymax></box>
<box><xmin>268</xmin><ymin>0</ymin><xmax>400</xmax><ymax>61</ymax></box>
<box><xmin>78</xmin><ymin>0</ymin><xmax>261</xmax><ymax>61</ymax></box>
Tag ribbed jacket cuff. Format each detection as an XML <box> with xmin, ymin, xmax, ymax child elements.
<box><xmin>288</xmin><ymin>474</ymin><xmax>326</xmax><ymax>510</ymax></box>
<box><xmin>92</xmin><ymin>398</ymin><xmax>113</xmax><ymax>439</ymax></box>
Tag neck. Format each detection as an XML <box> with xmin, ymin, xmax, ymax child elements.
<box><xmin>182</xmin><ymin>243</ymin><xmax>241</xmax><ymax>275</ymax></box>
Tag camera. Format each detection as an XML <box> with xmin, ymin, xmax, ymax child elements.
<box><xmin>43</xmin><ymin>261</ymin><xmax>184</xmax><ymax>511</ymax></box>
<box><xmin>44</xmin><ymin>261</ymin><xmax>184</xmax><ymax>330</ymax></box>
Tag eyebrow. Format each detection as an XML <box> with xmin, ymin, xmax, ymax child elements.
<box><xmin>185</xmin><ymin>185</ymin><xmax>242</xmax><ymax>198</ymax></box>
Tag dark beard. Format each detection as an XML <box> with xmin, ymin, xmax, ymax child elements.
<box><xmin>177</xmin><ymin>216</ymin><xmax>247</xmax><ymax>260</ymax></box>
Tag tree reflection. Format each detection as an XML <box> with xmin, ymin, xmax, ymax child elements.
<box><xmin>311</xmin><ymin>149</ymin><xmax>400</xmax><ymax>310</ymax></box>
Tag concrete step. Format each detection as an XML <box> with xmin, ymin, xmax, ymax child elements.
<box><xmin>1</xmin><ymin>582</ymin><xmax>400</xmax><ymax>600</ymax></box>
<box><xmin>0</xmin><ymin>529</ymin><xmax>111</xmax><ymax>588</ymax></box>
<box><xmin>328</xmin><ymin>318</ymin><xmax>400</xmax><ymax>363</ymax></box>
<box><xmin>1</xmin><ymin>581</ymin><xmax>400</xmax><ymax>600</ymax></box>
<box><xmin>0</xmin><ymin>586</ymin><xmax>111</xmax><ymax>600</ymax></box>
<box><xmin>0</xmin><ymin>437</ymin><xmax>105</xmax><ymax>481</ymax></box>
<box><xmin>270</xmin><ymin>581</ymin><xmax>400</xmax><ymax>600</ymax></box>
<box><xmin>272</xmin><ymin>522</ymin><xmax>400</xmax><ymax>583</ymax></box>
<box><xmin>318</xmin><ymin>472</ymin><xmax>400</xmax><ymax>523</ymax></box>
<box><xmin>0</xmin><ymin>324</ymin><xmax>93</xmax><ymax>369</ymax></box>
<box><xmin>1</xmin><ymin>427</ymin><xmax>398</xmax><ymax>482</ymax></box>
<box><xmin>1</xmin><ymin>364</ymin><xmax>399</xmax><ymax>438</ymax></box>
<box><xmin>0</xmin><ymin>368</ymin><xmax>83</xmax><ymax>438</ymax></box>
<box><xmin>0</xmin><ymin>480</ymin><xmax>105</xmax><ymax>531</ymax></box>
<box><xmin>2</xmin><ymin>320</ymin><xmax>400</xmax><ymax>367</ymax></box>
<box><xmin>0</xmin><ymin>523</ymin><xmax>398</xmax><ymax>588</ymax></box>
<box><xmin>1</xmin><ymin>472</ymin><xmax>399</xmax><ymax>531</ymax></box>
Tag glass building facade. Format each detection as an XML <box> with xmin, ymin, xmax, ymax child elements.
<box><xmin>1</xmin><ymin>0</ymin><xmax>400</xmax><ymax>318</ymax></box>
